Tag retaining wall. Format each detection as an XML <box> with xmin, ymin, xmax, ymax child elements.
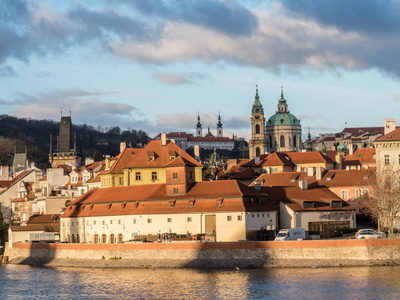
<box><xmin>9</xmin><ymin>239</ymin><xmax>400</xmax><ymax>268</ymax></box>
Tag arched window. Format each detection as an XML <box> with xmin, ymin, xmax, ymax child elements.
<box><xmin>269</xmin><ymin>136</ymin><xmax>273</xmax><ymax>149</ymax></box>
<box><xmin>293</xmin><ymin>135</ymin><xmax>297</xmax><ymax>148</ymax></box>
<box><xmin>118</xmin><ymin>234</ymin><xmax>123</xmax><ymax>243</ymax></box>
<box><xmin>102</xmin><ymin>234</ymin><xmax>107</xmax><ymax>244</ymax></box>
<box><xmin>256</xmin><ymin>147</ymin><xmax>261</xmax><ymax>157</ymax></box>
<box><xmin>110</xmin><ymin>233</ymin><xmax>115</xmax><ymax>244</ymax></box>
<box><xmin>76</xmin><ymin>234</ymin><xmax>80</xmax><ymax>243</ymax></box>
<box><xmin>94</xmin><ymin>234</ymin><xmax>98</xmax><ymax>244</ymax></box>
<box><xmin>255</xmin><ymin>124</ymin><xmax>260</xmax><ymax>134</ymax></box>
<box><xmin>67</xmin><ymin>234</ymin><xmax>70</xmax><ymax>243</ymax></box>
<box><xmin>71</xmin><ymin>234</ymin><xmax>75</xmax><ymax>243</ymax></box>
<box><xmin>280</xmin><ymin>135</ymin><xmax>285</xmax><ymax>147</ymax></box>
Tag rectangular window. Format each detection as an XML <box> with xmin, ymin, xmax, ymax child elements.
<box><xmin>173</xmin><ymin>188</ymin><xmax>179</xmax><ymax>194</ymax></box>
<box><xmin>227</xmin><ymin>216</ymin><xmax>232</xmax><ymax>221</ymax></box>
<box><xmin>237</xmin><ymin>215</ymin><xmax>242</xmax><ymax>221</ymax></box>
<box><xmin>94</xmin><ymin>221</ymin><xmax>96</xmax><ymax>225</ymax></box>
<box><xmin>173</xmin><ymin>172</ymin><xmax>178</xmax><ymax>179</ymax></box>
<box><xmin>398</xmin><ymin>154</ymin><xmax>400</xmax><ymax>165</ymax></box>
<box><xmin>257</xmin><ymin>214</ymin><xmax>260</xmax><ymax>218</ymax></box>
<box><xmin>152</xmin><ymin>172</ymin><xmax>158</xmax><ymax>181</ymax></box>
<box><xmin>118</xmin><ymin>220</ymin><xmax>121</xmax><ymax>225</ymax></box>
<box><xmin>102</xmin><ymin>220</ymin><xmax>105</xmax><ymax>225</ymax></box>
<box><xmin>189</xmin><ymin>172</ymin><xmax>193</xmax><ymax>179</ymax></box>
<box><xmin>341</xmin><ymin>190</ymin><xmax>348</xmax><ymax>201</ymax></box>
<box><xmin>167</xmin><ymin>218</ymin><xmax>172</xmax><ymax>223</ymax></box>
<box><xmin>119</xmin><ymin>177</ymin><xmax>124</xmax><ymax>185</ymax></box>
<box><xmin>147</xmin><ymin>219</ymin><xmax>152</xmax><ymax>223</ymax></box>
<box><xmin>135</xmin><ymin>172</ymin><xmax>141</xmax><ymax>181</ymax></box>
<box><xmin>187</xmin><ymin>217</ymin><xmax>192</xmax><ymax>222</ymax></box>
<box><xmin>385</xmin><ymin>154</ymin><xmax>390</xmax><ymax>165</ymax></box>
<box><xmin>110</xmin><ymin>220</ymin><xmax>113</xmax><ymax>225</ymax></box>
<box><xmin>252</xmin><ymin>214</ymin><xmax>254</xmax><ymax>218</ymax></box>
<box><xmin>133</xmin><ymin>219</ymin><xmax>136</xmax><ymax>224</ymax></box>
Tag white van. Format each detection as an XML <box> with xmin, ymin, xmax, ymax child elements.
<box><xmin>274</xmin><ymin>228</ymin><xmax>306</xmax><ymax>241</ymax></box>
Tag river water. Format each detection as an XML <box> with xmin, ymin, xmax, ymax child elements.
<box><xmin>0</xmin><ymin>264</ymin><xmax>398</xmax><ymax>299</ymax></box>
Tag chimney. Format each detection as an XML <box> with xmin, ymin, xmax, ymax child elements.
<box><xmin>105</xmin><ymin>156</ymin><xmax>111</xmax><ymax>171</ymax></box>
<box><xmin>194</xmin><ymin>145</ymin><xmax>200</xmax><ymax>161</ymax></box>
<box><xmin>335</xmin><ymin>154</ymin><xmax>343</xmax><ymax>169</ymax></box>
<box><xmin>298</xmin><ymin>178</ymin><xmax>308</xmax><ymax>190</ymax></box>
<box><xmin>316</xmin><ymin>167</ymin><xmax>322</xmax><ymax>180</ymax></box>
<box><xmin>349</xmin><ymin>143</ymin><xmax>354</xmax><ymax>155</ymax></box>
<box><xmin>120</xmin><ymin>142</ymin><xmax>126</xmax><ymax>153</ymax></box>
<box><xmin>161</xmin><ymin>133</ymin><xmax>167</xmax><ymax>146</ymax></box>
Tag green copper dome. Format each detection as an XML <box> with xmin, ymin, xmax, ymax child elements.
<box><xmin>266</xmin><ymin>89</ymin><xmax>300</xmax><ymax>127</ymax></box>
<box><xmin>337</xmin><ymin>141</ymin><xmax>347</xmax><ymax>153</ymax></box>
<box><xmin>266</xmin><ymin>112</ymin><xmax>300</xmax><ymax>127</ymax></box>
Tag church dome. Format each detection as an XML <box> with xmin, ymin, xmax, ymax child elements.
<box><xmin>266</xmin><ymin>91</ymin><xmax>300</xmax><ymax>127</ymax></box>
<box><xmin>337</xmin><ymin>141</ymin><xmax>347</xmax><ymax>153</ymax></box>
<box><xmin>266</xmin><ymin>112</ymin><xmax>300</xmax><ymax>127</ymax></box>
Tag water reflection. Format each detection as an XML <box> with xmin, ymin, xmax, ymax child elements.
<box><xmin>0</xmin><ymin>265</ymin><xmax>399</xmax><ymax>299</ymax></box>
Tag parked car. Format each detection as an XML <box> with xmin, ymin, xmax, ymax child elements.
<box><xmin>355</xmin><ymin>229</ymin><xmax>385</xmax><ymax>239</ymax></box>
<box><xmin>275</xmin><ymin>228</ymin><xmax>306</xmax><ymax>241</ymax></box>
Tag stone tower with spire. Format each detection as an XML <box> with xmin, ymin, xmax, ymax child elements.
<box><xmin>249</xmin><ymin>85</ymin><xmax>268</xmax><ymax>159</ymax></box>
<box><xmin>217</xmin><ymin>113</ymin><xmax>223</xmax><ymax>138</ymax></box>
<box><xmin>49</xmin><ymin>108</ymin><xmax>82</xmax><ymax>168</ymax></box>
<box><xmin>196</xmin><ymin>112</ymin><xmax>202</xmax><ymax>137</ymax></box>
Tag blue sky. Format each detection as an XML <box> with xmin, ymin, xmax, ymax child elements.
<box><xmin>1</xmin><ymin>0</ymin><xmax>400</xmax><ymax>141</ymax></box>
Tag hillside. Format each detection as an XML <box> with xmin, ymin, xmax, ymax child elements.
<box><xmin>0</xmin><ymin>115</ymin><xmax>149</xmax><ymax>170</ymax></box>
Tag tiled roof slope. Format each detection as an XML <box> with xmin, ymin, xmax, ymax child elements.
<box><xmin>261</xmin><ymin>186</ymin><xmax>354</xmax><ymax>212</ymax></box>
<box><xmin>343</xmin><ymin>148</ymin><xmax>375</xmax><ymax>166</ymax></box>
<box><xmin>375</xmin><ymin>127</ymin><xmax>400</xmax><ymax>142</ymax></box>
<box><xmin>316</xmin><ymin>168</ymin><xmax>375</xmax><ymax>188</ymax></box>
<box><xmin>124</xmin><ymin>140</ymin><xmax>202</xmax><ymax>168</ymax></box>
<box><xmin>242</xmin><ymin>153</ymin><xmax>292</xmax><ymax>167</ymax></box>
<box><xmin>285</xmin><ymin>151</ymin><xmax>335</xmax><ymax>164</ymax></box>
<box><xmin>102</xmin><ymin>147</ymin><xmax>143</xmax><ymax>174</ymax></box>
<box><xmin>61</xmin><ymin>181</ymin><xmax>276</xmax><ymax>218</ymax></box>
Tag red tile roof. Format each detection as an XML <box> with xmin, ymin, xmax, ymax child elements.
<box><xmin>343</xmin><ymin>148</ymin><xmax>375</xmax><ymax>167</ymax></box>
<box><xmin>61</xmin><ymin>181</ymin><xmax>276</xmax><ymax>218</ymax></box>
<box><xmin>124</xmin><ymin>140</ymin><xmax>202</xmax><ymax>169</ymax></box>
<box><xmin>261</xmin><ymin>186</ymin><xmax>354</xmax><ymax>212</ymax></box>
<box><xmin>316</xmin><ymin>168</ymin><xmax>375</xmax><ymax>188</ymax></box>
<box><xmin>375</xmin><ymin>127</ymin><xmax>400</xmax><ymax>142</ymax></box>
<box><xmin>285</xmin><ymin>151</ymin><xmax>335</xmax><ymax>164</ymax></box>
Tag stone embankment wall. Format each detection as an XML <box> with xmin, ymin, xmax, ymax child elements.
<box><xmin>9</xmin><ymin>239</ymin><xmax>400</xmax><ymax>268</ymax></box>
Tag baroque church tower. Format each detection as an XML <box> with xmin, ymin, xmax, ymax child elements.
<box><xmin>196</xmin><ymin>112</ymin><xmax>202</xmax><ymax>137</ymax></box>
<box><xmin>217</xmin><ymin>113</ymin><xmax>223</xmax><ymax>138</ymax></box>
<box><xmin>249</xmin><ymin>86</ymin><xmax>268</xmax><ymax>160</ymax></box>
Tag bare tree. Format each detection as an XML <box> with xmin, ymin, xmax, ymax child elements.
<box><xmin>363</xmin><ymin>165</ymin><xmax>400</xmax><ymax>234</ymax></box>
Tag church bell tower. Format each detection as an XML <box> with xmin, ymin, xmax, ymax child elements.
<box><xmin>249</xmin><ymin>86</ymin><xmax>267</xmax><ymax>159</ymax></box>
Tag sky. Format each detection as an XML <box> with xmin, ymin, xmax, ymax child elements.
<box><xmin>1</xmin><ymin>0</ymin><xmax>400</xmax><ymax>141</ymax></box>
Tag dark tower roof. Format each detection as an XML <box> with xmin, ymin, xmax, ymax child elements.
<box><xmin>196</xmin><ymin>113</ymin><xmax>202</xmax><ymax>129</ymax></box>
<box><xmin>217</xmin><ymin>113</ymin><xmax>223</xmax><ymax>128</ymax></box>
<box><xmin>58</xmin><ymin>116</ymin><xmax>73</xmax><ymax>152</ymax></box>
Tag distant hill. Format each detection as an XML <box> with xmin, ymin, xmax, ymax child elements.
<box><xmin>0</xmin><ymin>115</ymin><xmax>149</xmax><ymax>170</ymax></box>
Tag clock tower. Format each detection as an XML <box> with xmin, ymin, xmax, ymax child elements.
<box><xmin>249</xmin><ymin>86</ymin><xmax>268</xmax><ymax>159</ymax></box>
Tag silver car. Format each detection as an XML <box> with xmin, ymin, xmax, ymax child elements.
<box><xmin>355</xmin><ymin>229</ymin><xmax>385</xmax><ymax>239</ymax></box>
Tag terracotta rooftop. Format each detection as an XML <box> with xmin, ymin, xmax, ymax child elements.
<box><xmin>261</xmin><ymin>186</ymin><xmax>354</xmax><ymax>212</ymax></box>
<box><xmin>285</xmin><ymin>151</ymin><xmax>335</xmax><ymax>164</ymax></box>
<box><xmin>61</xmin><ymin>180</ymin><xmax>276</xmax><ymax>218</ymax></box>
<box><xmin>343</xmin><ymin>148</ymin><xmax>375</xmax><ymax>167</ymax></box>
<box><xmin>375</xmin><ymin>127</ymin><xmax>400</xmax><ymax>142</ymax></box>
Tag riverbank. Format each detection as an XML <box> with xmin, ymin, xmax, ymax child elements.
<box><xmin>8</xmin><ymin>238</ymin><xmax>400</xmax><ymax>268</ymax></box>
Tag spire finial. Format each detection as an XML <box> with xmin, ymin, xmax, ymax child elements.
<box><xmin>256</xmin><ymin>84</ymin><xmax>258</xmax><ymax>95</ymax></box>
<box><xmin>69</xmin><ymin>107</ymin><xmax>71</xmax><ymax>117</ymax></box>
<box><xmin>281</xmin><ymin>85</ymin><xmax>284</xmax><ymax>98</ymax></box>
<box><xmin>60</xmin><ymin>107</ymin><xmax>62</xmax><ymax>117</ymax></box>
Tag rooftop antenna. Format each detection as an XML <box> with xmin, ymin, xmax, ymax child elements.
<box><xmin>69</xmin><ymin>107</ymin><xmax>71</xmax><ymax>117</ymax></box>
<box><xmin>60</xmin><ymin>107</ymin><xmax>62</xmax><ymax>117</ymax></box>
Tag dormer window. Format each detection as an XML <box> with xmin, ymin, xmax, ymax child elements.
<box><xmin>169</xmin><ymin>200</ymin><xmax>176</xmax><ymax>208</ymax></box>
<box><xmin>169</xmin><ymin>150</ymin><xmax>176</xmax><ymax>160</ymax></box>
<box><xmin>331</xmin><ymin>201</ymin><xmax>342</xmax><ymax>208</ymax></box>
<box><xmin>303</xmin><ymin>201</ymin><xmax>314</xmax><ymax>209</ymax></box>
<box><xmin>189</xmin><ymin>199</ymin><xmax>195</xmax><ymax>207</ymax></box>
<box><xmin>147</xmin><ymin>151</ymin><xmax>155</xmax><ymax>161</ymax></box>
<box><xmin>216</xmin><ymin>198</ymin><xmax>223</xmax><ymax>207</ymax></box>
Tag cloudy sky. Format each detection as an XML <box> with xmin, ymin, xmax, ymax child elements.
<box><xmin>1</xmin><ymin>0</ymin><xmax>400</xmax><ymax>140</ymax></box>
